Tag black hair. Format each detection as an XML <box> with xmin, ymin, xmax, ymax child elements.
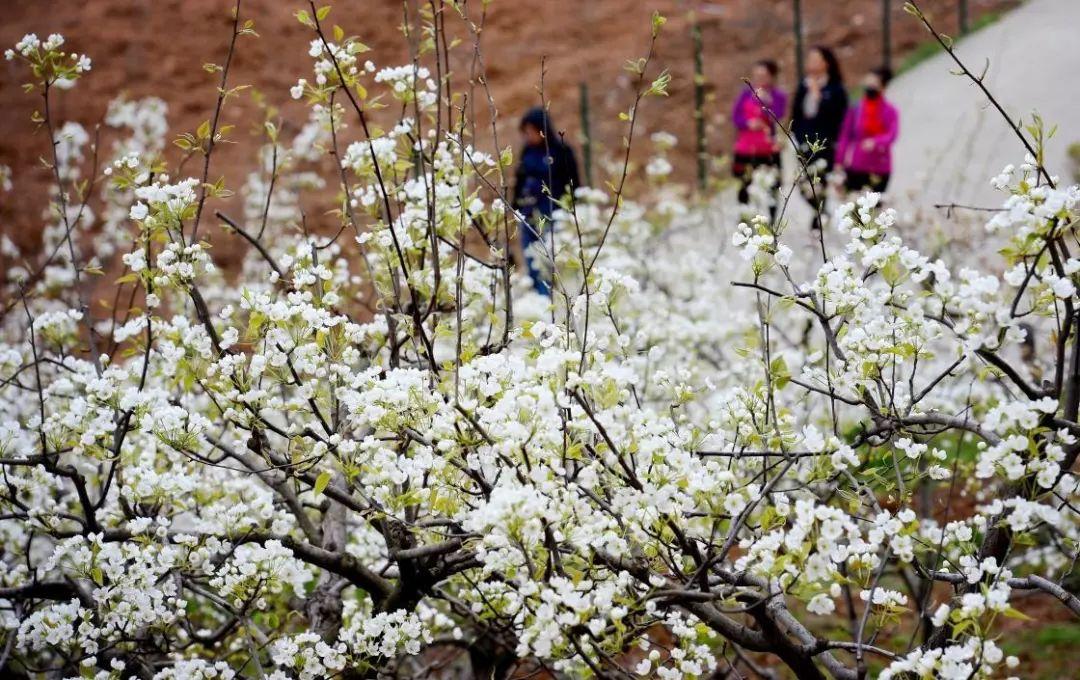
<box><xmin>519</xmin><ymin>106</ymin><xmax>568</xmax><ymax>152</ymax></box>
<box><xmin>809</xmin><ymin>45</ymin><xmax>843</xmax><ymax>84</ymax></box>
<box><xmin>755</xmin><ymin>59</ymin><xmax>779</xmax><ymax>78</ymax></box>
<box><xmin>871</xmin><ymin>66</ymin><xmax>894</xmax><ymax>87</ymax></box>
<box><xmin>520</xmin><ymin>106</ymin><xmax>555</xmax><ymax>139</ymax></box>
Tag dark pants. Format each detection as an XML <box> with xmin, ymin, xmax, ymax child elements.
<box><xmin>733</xmin><ymin>153</ymin><xmax>782</xmax><ymax>209</ymax></box>
<box><xmin>519</xmin><ymin>217</ymin><xmax>552</xmax><ymax>296</ymax></box>
<box><xmin>794</xmin><ymin>145</ymin><xmax>833</xmax><ymax>230</ymax></box>
<box><xmin>798</xmin><ymin>145</ymin><xmax>835</xmax><ymax>230</ymax></box>
<box><xmin>844</xmin><ymin>170</ymin><xmax>891</xmax><ymax>193</ymax></box>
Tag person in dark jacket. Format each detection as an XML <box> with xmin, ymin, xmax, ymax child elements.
<box><xmin>512</xmin><ymin>106</ymin><xmax>580</xmax><ymax>295</ymax></box>
<box><xmin>790</xmin><ymin>45</ymin><xmax>848</xmax><ymax>229</ymax></box>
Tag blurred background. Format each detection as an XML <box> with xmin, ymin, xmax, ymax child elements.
<box><xmin>2</xmin><ymin>0</ymin><xmax>1078</xmax><ymax>261</ymax></box>
<box><xmin>3</xmin><ymin>3</ymin><xmax>1080</xmax><ymax>674</ymax></box>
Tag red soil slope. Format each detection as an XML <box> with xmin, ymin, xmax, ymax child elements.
<box><xmin>0</xmin><ymin>0</ymin><xmax>1013</xmax><ymax>258</ymax></box>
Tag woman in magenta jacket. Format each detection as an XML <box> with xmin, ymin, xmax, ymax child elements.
<box><xmin>731</xmin><ymin>60</ymin><xmax>788</xmax><ymax>214</ymax></box>
<box><xmin>836</xmin><ymin>66</ymin><xmax>899</xmax><ymax>193</ymax></box>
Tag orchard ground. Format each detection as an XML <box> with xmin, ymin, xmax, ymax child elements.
<box><xmin>887</xmin><ymin>0</ymin><xmax>1080</xmax><ymax>211</ymax></box>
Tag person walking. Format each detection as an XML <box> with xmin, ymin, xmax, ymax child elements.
<box><xmin>732</xmin><ymin>59</ymin><xmax>788</xmax><ymax>217</ymax></box>
<box><xmin>836</xmin><ymin>67</ymin><xmax>899</xmax><ymax>194</ymax></box>
<box><xmin>512</xmin><ymin>106</ymin><xmax>580</xmax><ymax>295</ymax></box>
<box><xmin>791</xmin><ymin>45</ymin><xmax>848</xmax><ymax>229</ymax></box>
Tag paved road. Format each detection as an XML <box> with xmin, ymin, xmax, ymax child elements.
<box><xmin>887</xmin><ymin>0</ymin><xmax>1080</xmax><ymax>209</ymax></box>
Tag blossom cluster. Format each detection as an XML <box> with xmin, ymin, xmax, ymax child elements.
<box><xmin>2</xmin><ymin>17</ymin><xmax>1079</xmax><ymax>680</ymax></box>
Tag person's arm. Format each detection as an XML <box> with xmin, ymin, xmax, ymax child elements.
<box><xmin>566</xmin><ymin>145</ymin><xmax>580</xmax><ymax>192</ymax></box>
<box><xmin>558</xmin><ymin>145</ymin><xmax>580</xmax><ymax>197</ymax></box>
<box><xmin>767</xmin><ymin>90</ymin><xmax>786</xmax><ymax>152</ymax></box>
<box><xmin>732</xmin><ymin>90</ymin><xmax>750</xmax><ymax>131</ymax></box>
<box><xmin>870</xmin><ymin>104</ymin><xmax>899</xmax><ymax>150</ymax></box>
<box><xmin>827</xmin><ymin>85</ymin><xmax>849</xmax><ymax>139</ymax></box>
<box><xmin>835</xmin><ymin>107</ymin><xmax>855</xmax><ymax>166</ymax></box>
<box><xmin>789</xmin><ymin>84</ymin><xmax>806</xmax><ymax>131</ymax></box>
<box><xmin>773</xmin><ymin>89</ymin><xmax>788</xmax><ymax>123</ymax></box>
<box><xmin>511</xmin><ymin>153</ymin><xmax>524</xmax><ymax>209</ymax></box>
<box><xmin>547</xmin><ymin>145</ymin><xmax>577</xmax><ymax>202</ymax></box>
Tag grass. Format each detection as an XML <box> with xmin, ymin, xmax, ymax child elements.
<box><xmin>896</xmin><ymin>8</ymin><xmax>1012</xmax><ymax>76</ymax></box>
<box><xmin>1000</xmin><ymin>622</ymin><xmax>1080</xmax><ymax>679</ymax></box>
<box><xmin>1067</xmin><ymin>141</ymin><xmax>1080</xmax><ymax>183</ymax></box>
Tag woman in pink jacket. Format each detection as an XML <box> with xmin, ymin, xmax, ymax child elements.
<box><xmin>836</xmin><ymin>66</ymin><xmax>899</xmax><ymax>193</ymax></box>
<box><xmin>732</xmin><ymin>60</ymin><xmax>788</xmax><ymax>214</ymax></box>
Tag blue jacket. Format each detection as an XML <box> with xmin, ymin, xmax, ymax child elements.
<box><xmin>512</xmin><ymin>107</ymin><xmax>580</xmax><ymax>219</ymax></box>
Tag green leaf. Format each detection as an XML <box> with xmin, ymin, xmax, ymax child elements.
<box><xmin>314</xmin><ymin>470</ymin><xmax>331</xmax><ymax>496</ymax></box>
<box><xmin>1003</xmin><ymin>606</ymin><xmax>1034</xmax><ymax>621</ymax></box>
<box><xmin>651</xmin><ymin>11</ymin><xmax>666</xmax><ymax>37</ymax></box>
<box><xmin>316</xmin><ymin>5</ymin><xmax>332</xmax><ymax>21</ymax></box>
<box><xmin>647</xmin><ymin>70</ymin><xmax>671</xmax><ymax>97</ymax></box>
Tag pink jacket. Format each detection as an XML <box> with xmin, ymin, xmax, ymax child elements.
<box><xmin>732</xmin><ymin>87</ymin><xmax>788</xmax><ymax>157</ymax></box>
<box><xmin>835</xmin><ymin>98</ymin><xmax>899</xmax><ymax>175</ymax></box>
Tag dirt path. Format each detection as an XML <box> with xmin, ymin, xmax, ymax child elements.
<box><xmin>887</xmin><ymin>0</ymin><xmax>1080</xmax><ymax>210</ymax></box>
